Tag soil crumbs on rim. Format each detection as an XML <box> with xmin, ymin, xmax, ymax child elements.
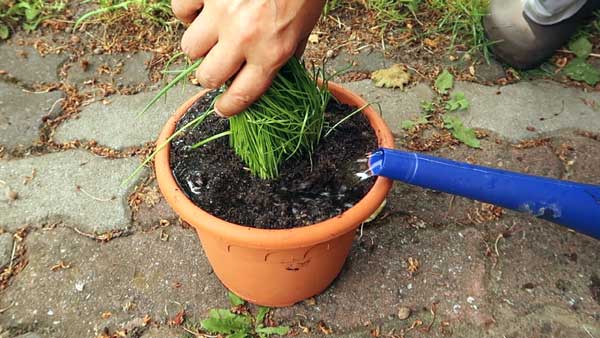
<box><xmin>170</xmin><ymin>89</ymin><xmax>377</xmax><ymax>229</ymax></box>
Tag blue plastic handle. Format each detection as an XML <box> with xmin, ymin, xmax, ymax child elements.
<box><xmin>369</xmin><ymin>148</ymin><xmax>600</xmax><ymax>239</ymax></box>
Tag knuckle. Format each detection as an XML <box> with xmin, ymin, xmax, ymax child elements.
<box><xmin>238</xmin><ymin>28</ymin><xmax>258</xmax><ymax>45</ymax></box>
<box><xmin>229</xmin><ymin>91</ymin><xmax>252</xmax><ymax>106</ymax></box>
<box><xmin>171</xmin><ymin>0</ymin><xmax>186</xmax><ymax>19</ymax></box>
<box><xmin>269</xmin><ymin>41</ymin><xmax>295</xmax><ymax>65</ymax></box>
<box><xmin>196</xmin><ymin>71</ymin><xmax>220</xmax><ymax>89</ymax></box>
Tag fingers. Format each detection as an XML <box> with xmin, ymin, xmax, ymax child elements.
<box><xmin>215</xmin><ymin>63</ymin><xmax>278</xmax><ymax>117</ymax></box>
<box><xmin>171</xmin><ymin>0</ymin><xmax>204</xmax><ymax>24</ymax></box>
<box><xmin>294</xmin><ymin>36</ymin><xmax>309</xmax><ymax>58</ymax></box>
<box><xmin>181</xmin><ymin>9</ymin><xmax>218</xmax><ymax>60</ymax></box>
<box><xmin>195</xmin><ymin>42</ymin><xmax>244</xmax><ymax>89</ymax></box>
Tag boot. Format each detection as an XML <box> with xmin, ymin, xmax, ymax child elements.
<box><xmin>483</xmin><ymin>0</ymin><xmax>600</xmax><ymax>69</ymax></box>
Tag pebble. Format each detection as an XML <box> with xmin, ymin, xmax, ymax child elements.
<box><xmin>397</xmin><ymin>307</ymin><xmax>411</xmax><ymax>320</ymax></box>
<box><xmin>75</xmin><ymin>281</ymin><xmax>85</xmax><ymax>292</ymax></box>
<box><xmin>5</xmin><ymin>188</ymin><xmax>18</xmax><ymax>201</ymax></box>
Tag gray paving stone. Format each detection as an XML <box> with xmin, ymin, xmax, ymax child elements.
<box><xmin>453</xmin><ymin>80</ymin><xmax>600</xmax><ymax>141</ymax></box>
<box><xmin>474</xmin><ymin>59</ymin><xmax>506</xmax><ymax>82</ymax></box>
<box><xmin>0</xmin><ymin>233</ymin><xmax>13</xmax><ymax>268</ymax></box>
<box><xmin>0</xmin><ymin>150</ymin><xmax>141</xmax><ymax>232</ymax></box>
<box><xmin>0</xmin><ymin>45</ymin><xmax>66</xmax><ymax>84</ymax></box>
<box><xmin>329</xmin><ymin>47</ymin><xmax>391</xmax><ymax>73</ymax></box>
<box><xmin>0</xmin><ymin>227</ymin><xmax>222</xmax><ymax>338</ymax></box>
<box><xmin>13</xmin><ymin>333</ymin><xmax>42</xmax><ymax>338</ymax></box>
<box><xmin>141</xmin><ymin>327</ymin><xmax>181</xmax><ymax>338</ymax></box>
<box><xmin>53</xmin><ymin>85</ymin><xmax>199</xmax><ymax>149</ymax></box>
<box><xmin>0</xmin><ymin>82</ymin><xmax>62</xmax><ymax>150</ymax></box>
<box><xmin>66</xmin><ymin>52</ymin><xmax>153</xmax><ymax>87</ymax></box>
<box><xmin>343</xmin><ymin>80</ymin><xmax>435</xmax><ymax>134</ymax></box>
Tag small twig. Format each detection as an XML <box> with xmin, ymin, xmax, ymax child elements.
<box><xmin>7</xmin><ymin>240</ymin><xmax>17</xmax><ymax>273</ymax></box>
<box><xmin>446</xmin><ymin>195</ymin><xmax>456</xmax><ymax>218</ymax></box>
<box><xmin>358</xmin><ymin>222</ymin><xmax>365</xmax><ymax>240</ymax></box>
<box><xmin>182</xmin><ymin>326</ymin><xmax>209</xmax><ymax>338</ymax></box>
<box><xmin>410</xmin><ymin>11</ymin><xmax>424</xmax><ymax>27</ymax></box>
<box><xmin>584</xmin><ymin>326</ymin><xmax>595</xmax><ymax>338</ymax></box>
<box><xmin>76</xmin><ymin>186</ymin><xmax>113</xmax><ymax>202</ymax></box>
<box><xmin>558</xmin><ymin>49</ymin><xmax>600</xmax><ymax>58</ymax></box>
<box><xmin>21</xmin><ymin>88</ymin><xmax>54</xmax><ymax>94</ymax></box>
<box><xmin>494</xmin><ymin>233</ymin><xmax>504</xmax><ymax>257</ymax></box>
<box><xmin>405</xmin><ymin>65</ymin><xmax>427</xmax><ymax>80</ymax></box>
<box><xmin>72</xmin><ymin>227</ymin><xmax>98</xmax><ymax>240</ymax></box>
<box><xmin>45</xmin><ymin>98</ymin><xmax>64</xmax><ymax>116</ymax></box>
<box><xmin>0</xmin><ymin>302</ymin><xmax>14</xmax><ymax>314</ymax></box>
<box><xmin>423</xmin><ymin>302</ymin><xmax>437</xmax><ymax>332</ymax></box>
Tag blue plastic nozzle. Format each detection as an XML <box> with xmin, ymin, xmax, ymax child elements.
<box><xmin>369</xmin><ymin>148</ymin><xmax>600</xmax><ymax>239</ymax></box>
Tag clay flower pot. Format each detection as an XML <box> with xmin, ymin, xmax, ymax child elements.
<box><xmin>155</xmin><ymin>82</ymin><xmax>394</xmax><ymax>307</ymax></box>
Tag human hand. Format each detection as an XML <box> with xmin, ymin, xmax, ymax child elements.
<box><xmin>172</xmin><ymin>0</ymin><xmax>325</xmax><ymax>117</ymax></box>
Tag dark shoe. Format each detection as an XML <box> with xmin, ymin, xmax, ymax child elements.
<box><xmin>483</xmin><ymin>0</ymin><xmax>599</xmax><ymax>69</ymax></box>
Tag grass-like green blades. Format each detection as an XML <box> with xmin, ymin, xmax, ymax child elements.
<box><xmin>125</xmin><ymin>57</ymin><xmax>331</xmax><ymax>184</ymax></box>
<box><xmin>138</xmin><ymin>59</ymin><xmax>202</xmax><ymax>118</ymax></box>
<box><xmin>229</xmin><ymin>58</ymin><xmax>330</xmax><ymax>179</ymax></box>
<box><xmin>75</xmin><ymin>0</ymin><xmax>174</xmax><ymax>28</ymax></box>
<box><xmin>323</xmin><ymin>103</ymin><xmax>369</xmax><ymax>138</ymax></box>
<box><xmin>122</xmin><ymin>106</ymin><xmax>214</xmax><ymax>186</ymax></box>
<box><xmin>75</xmin><ymin>0</ymin><xmax>135</xmax><ymax>28</ymax></box>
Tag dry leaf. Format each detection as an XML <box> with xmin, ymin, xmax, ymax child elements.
<box><xmin>407</xmin><ymin>257</ymin><xmax>420</xmax><ymax>275</ymax></box>
<box><xmin>304</xmin><ymin>297</ymin><xmax>316</xmax><ymax>306</ymax></box>
<box><xmin>371</xmin><ymin>64</ymin><xmax>411</xmax><ymax>89</ymax></box>
<box><xmin>169</xmin><ymin>309</ymin><xmax>185</xmax><ymax>326</ymax></box>
<box><xmin>308</xmin><ymin>33</ymin><xmax>319</xmax><ymax>44</ymax></box>
<box><xmin>317</xmin><ymin>321</ymin><xmax>333</xmax><ymax>335</ymax></box>
<box><xmin>50</xmin><ymin>260</ymin><xmax>71</xmax><ymax>271</ymax></box>
<box><xmin>424</xmin><ymin>38</ymin><xmax>439</xmax><ymax>48</ymax></box>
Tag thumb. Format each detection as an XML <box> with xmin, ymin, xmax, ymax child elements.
<box><xmin>294</xmin><ymin>36</ymin><xmax>310</xmax><ymax>59</ymax></box>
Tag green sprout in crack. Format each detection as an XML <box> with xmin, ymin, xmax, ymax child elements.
<box><xmin>182</xmin><ymin>291</ymin><xmax>289</xmax><ymax>338</ymax></box>
<box><xmin>75</xmin><ymin>0</ymin><xmax>175</xmax><ymax>29</ymax></box>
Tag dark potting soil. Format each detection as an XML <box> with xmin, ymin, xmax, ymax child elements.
<box><xmin>169</xmin><ymin>89</ymin><xmax>377</xmax><ymax>229</ymax></box>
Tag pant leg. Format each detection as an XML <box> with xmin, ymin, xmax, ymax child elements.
<box><xmin>524</xmin><ymin>0</ymin><xmax>588</xmax><ymax>25</ymax></box>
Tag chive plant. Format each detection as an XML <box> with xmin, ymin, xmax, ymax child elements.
<box><xmin>229</xmin><ymin>58</ymin><xmax>330</xmax><ymax>179</ymax></box>
<box><xmin>126</xmin><ymin>56</ymin><xmax>331</xmax><ymax>183</ymax></box>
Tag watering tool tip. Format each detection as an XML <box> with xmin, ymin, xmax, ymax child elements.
<box><xmin>368</xmin><ymin>149</ymin><xmax>385</xmax><ymax>176</ymax></box>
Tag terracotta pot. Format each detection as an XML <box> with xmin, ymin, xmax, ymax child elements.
<box><xmin>155</xmin><ymin>82</ymin><xmax>394</xmax><ymax>307</ymax></box>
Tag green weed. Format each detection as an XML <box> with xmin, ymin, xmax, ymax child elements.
<box><xmin>323</xmin><ymin>0</ymin><xmax>342</xmax><ymax>16</ymax></box>
<box><xmin>427</xmin><ymin>0</ymin><xmax>490</xmax><ymax>56</ymax></box>
<box><xmin>75</xmin><ymin>0</ymin><xmax>175</xmax><ymax>28</ymax></box>
<box><xmin>337</xmin><ymin>0</ymin><xmax>490</xmax><ymax>55</ymax></box>
<box><xmin>563</xmin><ymin>35</ymin><xmax>600</xmax><ymax>85</ymax></box>
<box><xmin>183</xmin><ymin>292</ymin><xmax>289</xmax><ymax>338</ymax></box>
<box><xmin>0</xmin><ymin>0</ymin><xmax>65</xmax><ymax>39</ymax></box>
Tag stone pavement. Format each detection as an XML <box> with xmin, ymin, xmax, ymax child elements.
<box><xmin>0</xmin><ymin>41</ymin><xmax>599</xmax><ymax>338</ymax></box>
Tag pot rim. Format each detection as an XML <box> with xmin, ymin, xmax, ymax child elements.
<box><xmin>155</xmin><ymin>81</ymin><xmax>394</xmax><ymax>250</ymax></box>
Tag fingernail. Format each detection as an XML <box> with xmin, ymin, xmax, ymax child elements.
<box><xmin>214</xmin><ymin>106</ymin><xmax>228</xmax><ymax>119</ymax></box>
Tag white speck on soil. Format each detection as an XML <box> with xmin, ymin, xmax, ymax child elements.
<box><xmin>453</xmin><ymin>304</ymin><xmax>461</xmax><ymax>313</ymax></box>
<box><xmin>467</xmin><ymin>296</ymin><xmax>475</xmax><ymax>304</ymax></box>
<box><xmin>75</xmin><ymin>281</ymin><xmax>85</xmax><ymax>292</ymax></box>
<box><xmin>47</xmin><ymin>309</ymin><xmax>54</xmax><ymax>316</ymax></box>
